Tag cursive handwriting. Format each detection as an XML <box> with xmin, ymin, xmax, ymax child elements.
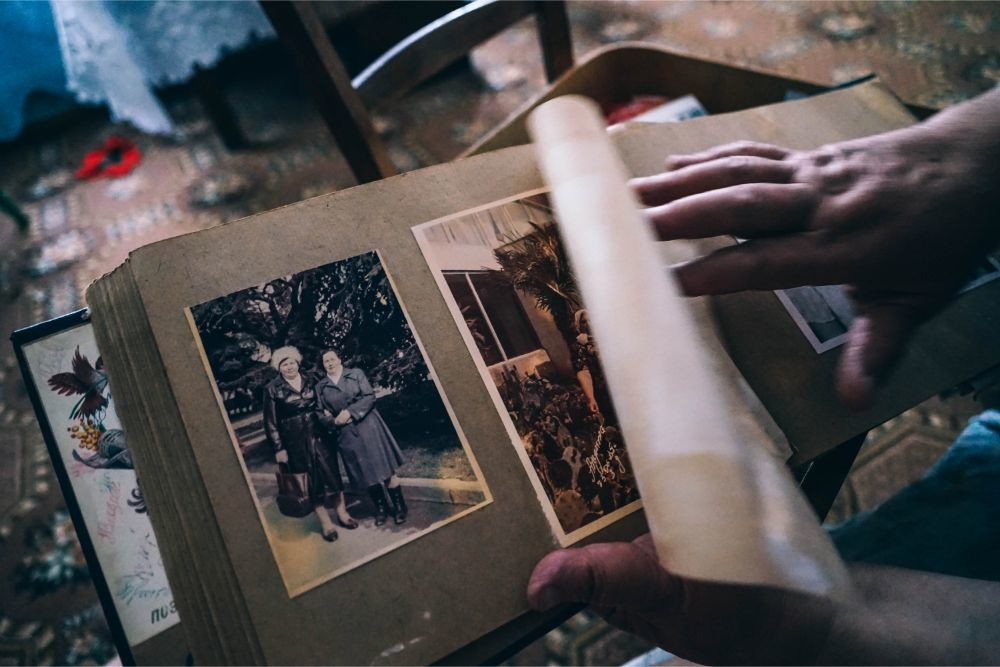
<box><xmin>96</xmin><ymin>473</ymin><xmax>121</xmax><ymax>542</ymax></box>
<box><xmin>117</xmin><ymin>570</ymin><xmax>170</xmax><ymax>606</ymax></box>
<box><xmin>68</xmin><ymin>460</ymin><xmax>92</xmax><ymax>479</ymax></box>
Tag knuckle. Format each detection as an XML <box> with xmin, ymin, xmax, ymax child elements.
<box><xmin>741</xmin><ymin>248</ymin><xmax>774</xmax><ymax>279</ymax></box>
<box><xmin>580</xmin><ymin>546</ymin><xmax>614</xmax><ymax>601</ymax></box>
<box><xmin>810</xmin><ymin>144</ymin><xmax>838</xmax><ymax>165</ymax></box>
<box><xmin>730</xmin><ymin>186</ymin><xmax>761</xmax><ymax>211</ymax></box>
<box><xmin>724</xmin><ymin>155</ymin><xmax>755</xmax><ymax>178</ymax></box>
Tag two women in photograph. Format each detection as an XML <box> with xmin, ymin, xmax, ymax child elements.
<box><xmin>263</xmin><ymin>346</ymin><xmax>407</xmax><ymax>542</ymax></box>
<box><xmin>263</xmin><ymin>347</ymin><xmax>356</xmax><ymax>542</ymax></box>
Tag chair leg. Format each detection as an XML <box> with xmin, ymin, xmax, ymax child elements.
<box><xmin>535</xmin><ymin>0</ymin><xmax>573</xmax><ymax>82</ymax></box>
<box><xmin>194</xmin><ymin>66</ymin><xmax>251</xmax><ymax>151</ymax></box>
<box><xmin>260</xmin><ymin>0</ymin><xmax>396</xmax><ymax>184</ymax></box>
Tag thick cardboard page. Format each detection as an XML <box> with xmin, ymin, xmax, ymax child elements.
<box><xmin>528</xmin><ymin>96</ymin><xmax>850</xmax><ymax>598</ymax></box>
<box><xmin>88</xmin><ymin>269</ymin><xmax>261</xmax><ymax>665</ymax></box>
<box><xmin>469</xmin><ymin>43</ymin><xmax>831</xmax><ymax>156</ymax></box>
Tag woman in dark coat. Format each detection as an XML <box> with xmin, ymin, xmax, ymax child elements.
<box><xmin>263</xmin><ymin>346</ymin><xmax>357</xmax><ymax>542</ymax></box>
<box><xmin>315</xmin><ymin>349</ymin><xmax>407</xmax><ymax>526</ymax></box>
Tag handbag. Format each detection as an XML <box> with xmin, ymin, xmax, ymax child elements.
<box><xmin>275</xmin><ymin>463</ymin><xmax>312</xmax><ymax>518</ymax></box>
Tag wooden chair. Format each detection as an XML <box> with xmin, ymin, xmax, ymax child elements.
<box><xmin>261</xmin><ymin>0</ymin><xmax>573</xmax><ymax>184</ymax></box>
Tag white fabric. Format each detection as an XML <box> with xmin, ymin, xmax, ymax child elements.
<box><xmin>50</xmin><ymin>0</ymin><xmax>274</xmax><ymax>135</ymax></box>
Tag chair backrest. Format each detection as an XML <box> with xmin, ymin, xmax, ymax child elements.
<box><xmin>261</xmin><ymin>0</ymin><xmax>573</xmax><ymax>184</ymax></box>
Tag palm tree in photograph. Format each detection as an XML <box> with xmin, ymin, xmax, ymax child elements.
<box><xmin>493</xmin><ymin>220</ymin><xmax>582</xmax><ymax>348</ymax></box>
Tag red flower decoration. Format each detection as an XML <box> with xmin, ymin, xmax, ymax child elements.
<box><xmin>75</xmin><ymin>136</ymin><xmax>142</xmax><ymax>180</ymax></box>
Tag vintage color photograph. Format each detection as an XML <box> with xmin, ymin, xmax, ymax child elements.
<box><xmin>187</xmin><ymin>251</ymin><xmax>489</xmax><ymax>596</ymax></box>
<box><xmin>414</xmin><ymin>192</ymin><xmax>640</xmax><ymax>543</ymax></box>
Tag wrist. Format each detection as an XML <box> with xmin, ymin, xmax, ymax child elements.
<box><xmin>815</xmin><ymin>563</ymin><xmax>1000</xmax><ymax>665</ymax></box>
<box><xmin>920</xmin><ymin>90</ymin><xmax>1000</xmax><ymax>201</ymax></box>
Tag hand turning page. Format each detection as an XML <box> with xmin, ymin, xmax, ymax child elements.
<box><xmin>528</xmin><ymin>96</ymin><xmax>853</xmax><ymax>601</ymax></box>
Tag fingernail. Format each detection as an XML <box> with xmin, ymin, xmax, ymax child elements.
<box><xmin>531</xmin><ymin>585</ymin><xmax>563</xmax><ymax>611</ymax></box>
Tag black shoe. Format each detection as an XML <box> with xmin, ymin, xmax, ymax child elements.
<box><xmin>387</xmin><ymin>486</ymin><xmax>407</xmax><ymax>525</ymax></box>
<box><xmin>337</xmin><ymin>515</ymin><xmax>359</xmax><ymax>530</ymax></box>
<box><xmin>368</xmin><ymin>485</ymin><xmax>389</xmax><ymax>526</ymax></box>
<box><xmin>321</xmin><ymin>528</ymin><xmax>339</xmax><ymax>542</ymax></box>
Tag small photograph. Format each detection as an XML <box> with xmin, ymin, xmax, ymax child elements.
<box><xmin>414</xmin><ymin>192</ymin><xmax>640</xmax><ymax>543</ymax></box>
<box><xmin>778</xmin><ymin>254</ymin><xmax>1000</xmax><ymax>354</ymax></box>
<box><xmin>959</xmin><ymin>254</ymin><xmax>1000</xmax><ymax>294</ymax></box>
<box><xmin>775</xmin><ymin>284</ymin><xmax>855</xmax><ymax>353</ymax></box>
<box><xmin>187</xmin><ymin>251</ymin><xmax>490</xmax><ymax>597</ymax></box>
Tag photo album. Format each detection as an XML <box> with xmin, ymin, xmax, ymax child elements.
<box><xmin>16</xmin><ymin>80</ymin><xmax>1000</xmax><ymax>665</ymax></box>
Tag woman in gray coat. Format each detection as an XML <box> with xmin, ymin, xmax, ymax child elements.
<box><xmin>315</xmin><ymin>349</ymin><xmax>407</xmax><ymax>526</ymax></box>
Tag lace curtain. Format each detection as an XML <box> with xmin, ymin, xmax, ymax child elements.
<box><xmin>49</xmin><ymin>0</ymin><xmax>274</xmax><ymax>135</ymax></box>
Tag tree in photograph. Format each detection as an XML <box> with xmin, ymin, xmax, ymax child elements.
<box><xmin>190</xmin><ymin>253</ymin><xmax>426</xmax><ymax>409</ymax></box>
<box><xmin>493</xmin><ymin>221</ymin><xmax>582</xmax><ymax>347</ymax></box>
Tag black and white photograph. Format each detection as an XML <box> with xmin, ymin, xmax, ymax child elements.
<box><xmin>414</xmin><ymin>192</ymin><xmax>640</xmax><ymax>543</ymax></box>
<box><xmin>187</xmin><ymin>251</ymin><xmax>489</xmax><ymax>596</ymax></box>
<box><xmin>777</xmin><ymin>254</ymin><xmax>1000</xmax><ymax>354</ymax></box>
<box><xmin>775</xmin><ymin>284</ymin><xmax>856</xmax><ymax>353</ymax></box>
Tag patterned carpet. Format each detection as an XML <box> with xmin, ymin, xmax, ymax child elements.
<box><xmin>0</xmin><ymin>2</ymin><xmax>997</xmax><ymax>664</ymax></box>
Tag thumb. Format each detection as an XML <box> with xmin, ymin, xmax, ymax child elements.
<box><xmin>527</xmin><ymin>540</ymin><xmax>680</xmax><ymax>612</ymax></box>
<box><xmin>836</xmin><ymin>302</ymin><xmax>918</xmax><ymax>411</ymax></box>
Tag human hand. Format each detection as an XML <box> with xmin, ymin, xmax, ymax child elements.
<box><xmin>334</xmin><ymin>409</ymin><xmax>352</xmax><ymax>426</ymax></box>
<box><xmin>632</xmin><ymin>91</ymin><xmax>1000</xmax><ymax>409</ymax></box>
<box><xmin>275</xmin><ymin>449</ymin><xmax>289</xmax><ymax>465</ymax></box>
<box><xmin>528</xmin><ymin>534</ymin><xmax>836</xmax><ymax>664</ymax></box>
<box><xmin>529</xmin><ymin>534</ymin><xmax>1000</xmax><ymax>665</ymax></box>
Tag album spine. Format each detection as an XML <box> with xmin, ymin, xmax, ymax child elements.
<box><xmin>88</xmin><ymin>266</ymin><xmax>265</xmax><ymax>665</ymax></box>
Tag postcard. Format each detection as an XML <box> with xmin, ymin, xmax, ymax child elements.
<box><xmin>18</xmin><ymin>317</ymin><xmax>179</xmax><ymax>649</ymax></box>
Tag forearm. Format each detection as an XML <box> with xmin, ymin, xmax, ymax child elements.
<box><xmin>576</xmin><ymin>369</ymin><xmax>596</xmax><ymax>403</ymax></box>
<box><xmin>347</xmin><ymin>399</ymin><xmax>374</xmax><ymax>421</ymax></box>
<box><xmin>818</xmin><ymin>563</ymin><xmax>1000</xmax><ymax>665</ymax></box>
<box><xmin>910</xmin><ymin>87</ymin><xmax>1000</xmax><ymax>218</ymax></box>
<box><xmin>923</xmin><ymin>86</ymin><xmax>1000</xmax><ymax>156</ymax></box>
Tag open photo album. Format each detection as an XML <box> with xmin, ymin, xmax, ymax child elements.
<box><xmin>19</xmin><ymin>80</ymin><xmax>1000</xmax><ymax>665</ymax></box>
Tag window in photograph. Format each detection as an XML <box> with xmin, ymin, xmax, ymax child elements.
<box><xmin>444</xmin><ymin>271</ymin><xmax>540</xmax><ymax>365</ymax></box>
